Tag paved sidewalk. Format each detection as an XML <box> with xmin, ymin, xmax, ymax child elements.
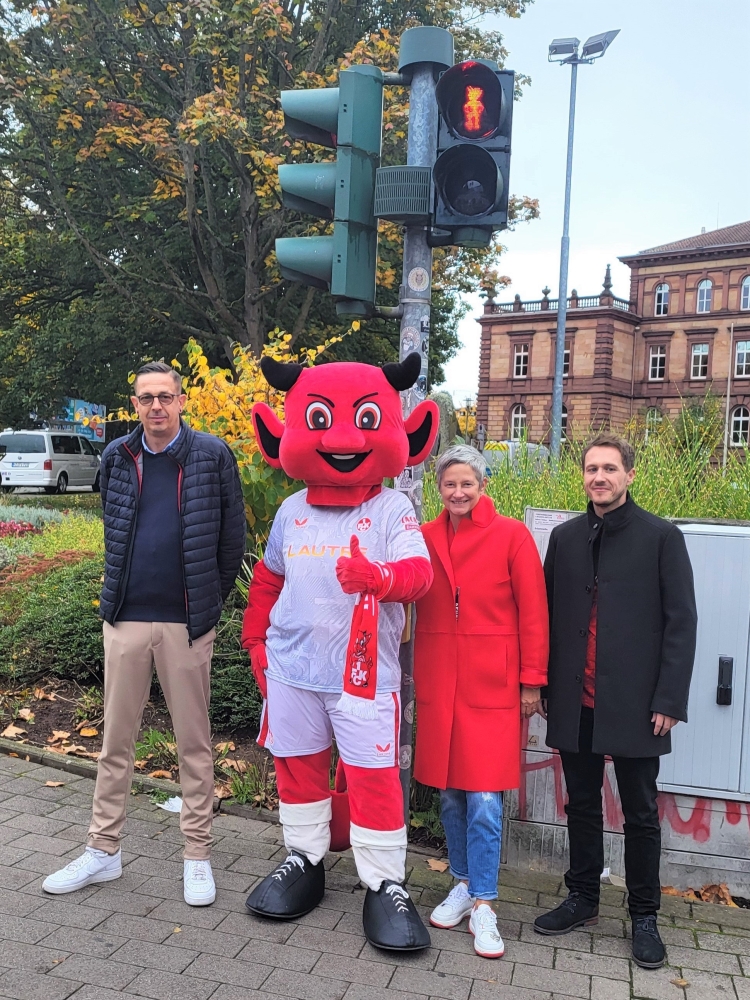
<box><xmin>0</xmin><ymin>756</ymin><xmax>746</xmax><ymax>1000</ymax></box>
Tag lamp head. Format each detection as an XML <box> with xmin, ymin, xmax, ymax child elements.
<box><xmin>548</xmin><ymin>37</ymin><xmax>580</xmax><ymax>63</ymax></box>
<box><xmin>581</xmin><ymin>29</ymin><xmax>620</xmax><ymax>60</ymax></box>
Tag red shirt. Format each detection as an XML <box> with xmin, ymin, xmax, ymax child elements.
<box><xmin>582</xmin><ymin>584</ymin><xmax>597</xmax><ymax>708</ymax></box>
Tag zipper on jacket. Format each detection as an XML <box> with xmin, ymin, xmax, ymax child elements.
<box><xmin>112</xmin><ymin>444</ymin><xmax>142</xmax><ymax>624</ymax></box>
<box><xmin>455</xmin><ymin>587</ymin><xmax>460</xmax><ymax>621</ymax></box>
<box><xmin>173</xmin><ymin>459</ymin><xmax>192</xmax><ymax>647</ymax></box>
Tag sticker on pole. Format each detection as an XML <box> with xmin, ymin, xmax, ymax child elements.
<box><xmin>407</xmin><ymin>266</ymin><xmax>429</xmax><ymax>292</ymax></box>
<box><xmin>401</xmin><ymin>327</ymin><xmax>419</xmax><ymax>354</ymax></box>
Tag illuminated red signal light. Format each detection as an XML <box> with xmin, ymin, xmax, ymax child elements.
<box><xmin>463</xmin><ymin>86</ymin><xmax>485</xmax><ymax>134</ymax></box>
<box><xmin>436</xmin><ymin>60</ymin><xmax>502</xmax><ymax>141</ymax></box>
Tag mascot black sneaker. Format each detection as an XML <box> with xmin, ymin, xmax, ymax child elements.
<box><xmin>363</xmin><ymin>880</ymin><xmax>431</xmax><ymax>951</ymax></box>
<box><xmin>245</xmin><ymin>850</ymin><xmax>325</xmax><ymax>920</ymax></box>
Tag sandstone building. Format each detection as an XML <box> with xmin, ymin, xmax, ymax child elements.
<box><xmin>476</xmin><ymin>221</ymin><xmax>750</xmax><ymax>445</ymax></box>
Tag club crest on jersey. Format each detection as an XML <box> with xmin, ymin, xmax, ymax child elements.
<box><xmin>356</xmin><ymin>517</ymin><xmax>372</xmax><ymax>533</ymax></box>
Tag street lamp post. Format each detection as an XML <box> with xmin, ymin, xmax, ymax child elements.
<box><xmin>549</xmin><ymin>30</ymin><xmax>620</xmax><ymax>462</ymax></box>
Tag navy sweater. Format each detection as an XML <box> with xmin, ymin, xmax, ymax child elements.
<box><xmin>119</xmin><ymin>449</ymin><xmax>186</xmax><ymax>623</ymax></box>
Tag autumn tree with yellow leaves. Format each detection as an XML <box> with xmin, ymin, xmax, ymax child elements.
<box><xmin>0</xmin><ymin>0</ymin><xmax>537</xmax><ymax>423</ymax></box>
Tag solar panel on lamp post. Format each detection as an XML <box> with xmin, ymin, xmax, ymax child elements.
<box><xmin>548</xmin><ymin>29</ymin><xmax>620</xmax><ymax>463</ymax></box>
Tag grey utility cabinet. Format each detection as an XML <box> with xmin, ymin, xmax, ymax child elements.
<box><xmin>658</xmin><ymin>523</ymin><xmax>750</xmax><ymax>799</ymax></box>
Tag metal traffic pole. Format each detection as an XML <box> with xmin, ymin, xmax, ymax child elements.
<box><xmin>392</xmin><ymin>26</ymin><xmax>454</xmax><ymax>820</ymax></box>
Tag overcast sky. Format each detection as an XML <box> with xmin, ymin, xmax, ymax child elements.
<box><xmin>438</xmin><ymin>0</ymin><xmax>750</xmax><ymax>402</ymax></box>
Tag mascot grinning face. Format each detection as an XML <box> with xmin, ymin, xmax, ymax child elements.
<box><xmin>252</xmin><ymin>353</ymin><xmax>438</xmax><ymax>492</ymax></box>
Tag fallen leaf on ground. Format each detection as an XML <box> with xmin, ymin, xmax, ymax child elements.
<box><xmin>34</xmin><ymin>688</ymin><xmax>56</xmax><ymax>701</ymax></box>
<box><xmin>173</xmin><ymin>927</ymin><xmax>182</xmax><ymax>933</ymax></box>
<box><xmin>219</xmin><ymin>757</ymin><xmax>247</xmax><ymax>773</ymax></box>
<box><xmin>1</xmin><ymin>724</ymin><xmax>27</xmax><ymax>739</ymax></box>
<box><xmin>214</xmin><ymin>741</ymin><xmax>235</xmax><ymax>753</ymax></box>
<box><xmin>48</xmin><ymin>730</ymin><xmax>71</xmax><ymax>744</ymax></box>
<box><xmin>148</xmin><ymin>770</ymin><xmax>173</xmax><ymax>780</ymax></box>
<box><xmin>698</xmin><ymin>883</ymin><xmax>738</xmax><ymax>907</ymax></box>
<box><xmin>214</xmin><ymin>783</ymin><xmax>233</xmax><ymax>800</ymax></box>
<box><xmin>45</xmin><ymin>781</ymin><xmax>65</xmax><ymax>787</ymax></box>
<box><xmin>7</xmin><ymin>753</ymin><xmax>17</xmax><ymax>758</ymax></box>
<box><xmin>73</xmin><ymin>750</ymin><xmax>100</xmax><ymax>760</ymax></box>
<box><xmin>79</xmin><ymin>728</ymin><xmax>99</xmax><ymax>738</ymax></box>
<box><xmin>16</xmin><ymin>708</ymin><xmax>34</xmax><ymax>722</ymax></box>
<box><xmin>670</xmin><ymin>979</ymin><xmax>689</xmax><ymax>988</ymax></box>
<box><xmin>133</xmin><ymin>759</ymin><xmax>150</xmax><ymax>770</ymax></box>
<box><xmin>427</xmin><ymin>858</ymin><xmax>449</xmax><ymax>872</ymax></box>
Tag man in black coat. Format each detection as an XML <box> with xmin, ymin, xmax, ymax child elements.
<box><xmin>533</xmin><ymin>433</ymin><xmax>697</xmax><ymax>969</ymax></box>
<box><xmin>43</xmin><ymin>362</ymin><xmax>246</xmax><ymax>906</ymax></box>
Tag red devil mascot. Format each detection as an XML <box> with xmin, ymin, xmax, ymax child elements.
<box><xmin>242</xmin><ymin>352</ymin><xmax>438</xmax><ymax>951</ymax></box>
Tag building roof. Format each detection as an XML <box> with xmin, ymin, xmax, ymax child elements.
<box><xmin>637</xmin><ymin>220</ymin><xmax>750</xmax><ymax>255</ymax></box>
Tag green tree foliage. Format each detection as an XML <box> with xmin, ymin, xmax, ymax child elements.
<box><xmin>0</xmin><ymin>0</ymin><xmax>538</xmax><ymax>419</ymax></box>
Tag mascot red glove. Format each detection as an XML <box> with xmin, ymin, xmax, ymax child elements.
<box><xmin>249</xmin><ymin>644</ymin><xmax>268</xmax><ymax>699</ymax></box>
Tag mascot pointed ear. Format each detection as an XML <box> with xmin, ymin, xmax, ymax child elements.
<box><xmin>260</xmin><ymin>356</ymin><xmax>303</xmax><ymax>392</ymax></box>
<box><xmin>252</xmin><ymin>403</ymin><xmax>285</xmax><ymax>469</ymax></box>
<box><xmin>405</xmin><ymin>400</ymin><xmax>439</xmax><ymax>466</ymax></box>
<box><xmin>383</xmin><ymin>352</ymin><xmax>422</xmax><ymax>391</ymax></box>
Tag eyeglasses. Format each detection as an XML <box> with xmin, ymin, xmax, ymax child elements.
<box><xmin>135</xmin><ymin>393</ymin><xmax>180</xmax><ymax>407</ymax></box>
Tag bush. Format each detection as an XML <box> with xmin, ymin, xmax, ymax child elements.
<box><xmin>0</xmin><ymin>504</ymin><xmax>64</xmax><ymax>528</ymax></box>
<box><xmin>0</xmin><ymin>494</ymin><xmax>102</xmax><ymax>516</ymax></box>
<box><xmin>0</xmin><ymin>557</ymin><xmax>105</xmax><ymax>684</ymax></box>
<box><xmin>209</xmin><ymin>588</ymin><xmax>262</xmax><ymax>731</ymax></box>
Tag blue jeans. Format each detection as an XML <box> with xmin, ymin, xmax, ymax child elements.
<box><xmin>440</xmin><ymin>788</ymin><xmax>503</xmax><ymax>900</ymax></box>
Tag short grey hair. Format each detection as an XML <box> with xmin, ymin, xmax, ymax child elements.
<box><xmin>133</xmin><ymin>361</ymin><xmax>181</xmax><ymax>394</ymax></box>
<box><xmin>435</xmin><ymin>445</ymin><xmax>486</xmax><ymax>487</ymax></box>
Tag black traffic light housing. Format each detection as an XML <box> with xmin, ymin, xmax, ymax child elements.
<box><xmin>432</xmin><ymin>60</ymin><xmax>514</xmax><ymax>248</ymax></box>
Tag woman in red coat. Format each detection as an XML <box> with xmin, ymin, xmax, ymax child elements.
<box><xmin>414</xmin><ymin>445</ymin><xmax>549</xmax><ymax>958</ymax></box>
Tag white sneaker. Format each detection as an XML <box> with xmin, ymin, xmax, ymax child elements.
<box><xmin>430</xmin><ymin>881</ymin><xmax>474</xmax><ymax>928</ymax></box>
<box><xmin>42</xmin><ymin>847</ymin><xmax>122</xmax><ymax>894</ymax></box>
<box><xmin>183</xmin><ymin>859</ymin><xmax>216</xmax><ymax>906</ymax></box>
<box><xmin>469</xmin><ymin>903</ymin><xmax>505</xmax><ymax>958</ymax></box>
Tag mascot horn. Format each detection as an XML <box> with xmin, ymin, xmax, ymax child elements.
<box><xmin>242</xmin><ymin>354</ymin><xmax>437</xmax><ymax>951</ymax></box>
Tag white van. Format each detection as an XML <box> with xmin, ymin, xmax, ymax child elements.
<box><xmin>0</xmin><ymin>430</ymin><xmax>101</xmax><ymax>494</ymax></box>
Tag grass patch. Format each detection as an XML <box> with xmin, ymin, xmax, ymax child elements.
<box><xmin>135</xmin><ymin>727</ymin><xmax>179</xmax><ymax>773</ymax></box>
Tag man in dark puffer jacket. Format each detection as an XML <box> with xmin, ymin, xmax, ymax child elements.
<box><xmin>43</xmin><ymin>362</ymin><xmax>246</xmax><ymax>906</ymax></box>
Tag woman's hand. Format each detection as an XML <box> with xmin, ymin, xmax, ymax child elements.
<box><xmin>520</xmin><ymin>685</ymin><xmax>543</xmax><ymax>719</ymax></box>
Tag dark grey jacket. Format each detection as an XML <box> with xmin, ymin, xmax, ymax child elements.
<box><xmin>99</xmin><ymin>421</ymin><xmax>246</xmax><ymax>640</ymax></box>
<box><xmin>544</xmin><ymin>497</ymin><xmax>697</xmax><ymax>757</ymax></box>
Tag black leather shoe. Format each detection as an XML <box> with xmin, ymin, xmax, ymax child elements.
<box><xmin>631</xmin><ymin>914</ymin><xmax>665</xmax><ymax>968</ymax></box>
<box><xmin>363</xmin><ymin>880</ymin><xmax>431</xmax><ymax>951</ymax></box>
<box><xmin>245</xmin><ymin>850</ymin><xmax>324</xmax><ymax>920</ymax></box>
<box><xmin>533</xmin><ymin>892</ymin><xmax>599</xmax><ymax>935</ymax></box>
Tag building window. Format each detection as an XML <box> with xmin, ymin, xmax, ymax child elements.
<box><xmin>696</xmin><ymin>279</ymin><xmax>712</xmax><ymax>313</ymax></box>
<box><xmin>742</xmin><ymin>276</ymin><xmax>750</xmax><ymax>311</ymax></box>
<box><xmin>654</xmin><ymin>283</ymin><xmax>669</xmax><ymax>316</ymax></box>
<box><xmin>690</xmin><ymin>343</ymin><xmax>709</xmax><ymax>379</ymax></box>
<box><xmin>649</xmin><ymin>345</ymin><xmax>666</xmax><ymax>381</ymax></box>
<box><xmin>645</xmin><ymin>407</ymin><xmax>663</xmax><ymax>439</ymax></box>
<box><xmin>561</xmin><ymin>404</ymin><xmax>568</xmax><ymax>441</ymax></box>
<box><xmin>731</xmin><ymin>406</ymin><xmax>750</xmax><ymax>447</ymax></box>
<box><xmin>736</xmin><ymin>341</ymin><xmax>750</xmax><ymax>378</ymax></box>
<box><xmin>513</xmin><ymin>344</ymin><xmax>529</xmax><ymax>378</ymax></box>
<box><xmin>510</xmin><ymin>403</ymin><xmax>526</xmax><ymax>440</ymax></box>
<box><xmin>563</xmin><ymin>342</ymin><xmax>571</xmax><ymax>377</ymax></box>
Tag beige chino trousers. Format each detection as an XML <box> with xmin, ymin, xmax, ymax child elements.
<box><xmin>88</xmin><ymin>621</ymin><xmax>216</xmax><ymax>860</ymax></box>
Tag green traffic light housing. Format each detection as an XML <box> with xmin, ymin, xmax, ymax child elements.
<box><xmin>275</xmin><ymin>66</ymin><xmax>384</xmax><ymax>317</ymax></box>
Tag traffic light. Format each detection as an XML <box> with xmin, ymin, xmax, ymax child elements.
<box><xmin>432</xmin><ymin>60</ymin><xmax>514</xmax><ymax>248</ymax></box>
<box><xmin>275</xmin><ymin>65</ymin><xmax>384</xmax><ymax>318</ymax></box>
